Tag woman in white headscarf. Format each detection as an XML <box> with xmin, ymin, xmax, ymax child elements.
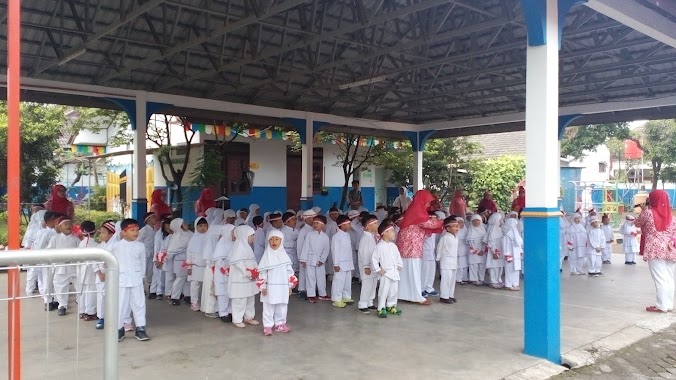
<box><xmin>246</xmin><ymin>204</ymin><xmax>260</xmax><ymax>227</ymax></box>
<box><xmin>466</xmin><ymin>214</ymin><xmax>487</xmax><ymax>286</ymax></box>
<box><xmin>502</xmin><ymin>218</ymin><xmax>524</xmax><ymax>290</ymax></box>
<box><xmin>393</xmin><ymin>186</ymin><xmax>411</xmax><ymax>213</ymax></box>
<box><xmin>228</xmin><ymin>225</ymin><xmax>260</xmax><ymax>328</ymax></box>
<box><xmin>258</xmin><ymin>229</ymin><xmax>296</xmax><ymax>335</ymax></box>
<box><xmin>211</xmin><ymin>223</ymin><xmax>236</xmax><ymax>321</ymax></box>
<box><xmin>186</xmin><ymin>217</ymin><xmax>212</xmax><ymax>311</ymax></box>
<box><xmin>567</xmin><ymin>213</ymin><xmax>588</xmax><ymax>275</ymax></box>
<box><xmin>168</xmin><ymin>218</ymin><xmax>193</xmax><ymax>305</ymax></box>
<box><xmin>483</xmin><ymin>212</ymin><xmax>505</xmax><ymax>288</ymax></box>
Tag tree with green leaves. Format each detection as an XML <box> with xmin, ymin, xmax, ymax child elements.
<box><xmin>0</xmin><ymin>102</ymin><xmax>66</xmax><ymax>203</ymax></box>
<box><xmin>561</xmin><ymin>123</ymin><xmax>631</xmax><ymax>160</ymax></box>
<box><xmin>629</xmin><ymin>119</ymin><xmax>676</xmax><ymax>189</ymax></box>
<box><xmin>465</xmin><ymin>155</ymin><xmax>526</xmax><ymax>211</ymax></box>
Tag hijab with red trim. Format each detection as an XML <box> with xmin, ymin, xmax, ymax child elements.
<box><xmin>47</xmin><ymin>184</ymin><xmax>71</xmax><ymax>214</ymax></box>
<box><xmin>649</xmin><ymin>190</ymin><xmax>672</xmax><ymax>232</ymax></box>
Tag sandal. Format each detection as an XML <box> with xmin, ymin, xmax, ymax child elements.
<box><xmin>646</xmin><ymin>306</ymin><xmax>666</xmax><ymax>313</ymax></box>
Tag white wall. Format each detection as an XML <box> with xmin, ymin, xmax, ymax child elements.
<box><xmin>572</xmin><ymin>145</ymin><xmax>612</xmax><ymax>183</ymax></box>
<box><xmin>248</xmin><ymin>140</ymin><xmax>287</xmax><ymax>187</ymax></box>
<box><xmin>322</xmin><ymin>144</ymin><xmax>348</xmax><ymax>187</ymax></box>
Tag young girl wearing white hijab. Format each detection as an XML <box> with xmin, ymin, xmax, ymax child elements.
<box><xmin>566</xmin><ymin>213</ymin><xmax>587</xmax><ymax>275</ymax></box>
<box><xmin>77</xmin><ymin>221</ymin><xmax>98</xmax><ymax>320</ymax></box>
<box><xmin>246</xmin><ymin>204</ymin><xmax>260</xmax><ymax>227</ymax></box>
<box><xmin>212</xmin><ymin>223</ymin><xmax>235</xmax><ymax>322</ymax></box>
<box><xmin>601</xmin><ymin>214</ymin><xmax>614</xmax><ymax>264</ymax></box>
<box><xmin>455</xmin><ymin>217</ymin><xmax>469</xmax><ymax>284</ymax></box>
<box><xmin>227</xmin><ymin>225</ymin><xmax>260</xmax><ymax>328</ymax></box>
<box><xmin>483</xmin><ymin>212</ymin><xmax>505</xmax><ymax>289</ymax></box>
<box><xmin>466</xmin><ymin>214</ymin><xmax>487</xmax><ymax>286</ymax></box>
<box><xmin>24</xmin><ymin>210</ymin><xmax>46</xmax><ymax>296</ymax></box>
<box><xmin>502</xmin><ymin>218</ymin><xmax>524</xmax><ymax>290</ymax></box>
<box><xmin>187</xmin><ymin>217</ymin><xmax>210</xmax><ymax>311</ymax></box>
<box><xmin>157</xmin><ymin>219</ymin><xmax>175</xmax><ymax>302</ymax></box>
<box><xmin>258</xmin><ymin>229</ymin><xmax>296</xmax><ymax>336</ymax></box>
<box><xmin>167</xmin><ymin>218</ymin><xmax>193</xmax><ymax>306</ymax></box>
<box><xmin>619</xmin><ymin>215</ymin><xmax>639</xmax><ymax>265</ymax></box>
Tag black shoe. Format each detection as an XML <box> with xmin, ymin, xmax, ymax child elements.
<box><xmin>367</xmin><ymin>305</ymin><xmax>378</xmax><ymax>310</ymax></box>
<box><xmin>183</xmin><ymin>296</ymin><xmax>191</xmax><ymax>304</ymax></box>
<box><xmin>299</xmin><ymin>291</ymin><xmax>307</xmax><ymax>300</ymax></box>
<box><xmin>450</xmin><ymin>298</ymin><xmax>457</xmax><ymax>303</ymax></box>
<box><xmin>440</xmin><ymin>298</ymin><xmax>453</xmax><ymax>304</ymax></box>
<box><xmin>118</xmin><ymin>328</ymin><xmax>125</xmax><ymax>342</ymax></box>
<box><xmin>358</xmin><ymin>308</ymin><xmax>370</xmax><ymax>314</ymax></box>
<box><xmin>631</xmin><ymin>262</ymin><xmax>637</xmax><ymax>265</ymax></box>
<box><xmin>57</xmin><ymin>307</ymin><xmax>66</xmax><ymax>316</ymax></box>
<box><xmin>148</xmin><ymin>293</ymin><xmax>157</xmax><ymax>300</ymax></box>
<box><xmin>291</xmin><ymin>288</ymin><xmax>299</xmax><ymax>294</ymax></box>
<box><xmin>156</xmin><ymin>294</ymin><xmax>163</xmax><ymax>300</ymax></box>
<box><xmin>171</xmin><ymin>299</ymin><xmax>181</xmax><ymax>306</ymax></box>
<box><xmin>220</xmin><ymin>315</ymin><xmax>232</xmax><ymax>323</ymax></box>
<box><xmin>352</xmin><ymin>277</ymin><xmax>359</xmax><ymax>283</ymax></box>
<box><xmin>625</xmin><ymin>262</ymin><xmax>631</xmax><ymax>265</ymax></box>
<box><xmin>49</xmin><ymin>301</ymin><xmax>59</xmax><ymax>311</ymax></box>
<box><xmin>135</xmin><ymin>327</ymin><xmax>150</xmax><ymax>341</ymax></box>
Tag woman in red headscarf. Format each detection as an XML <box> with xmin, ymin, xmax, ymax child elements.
<box><xmin>44</xmin><ymin>184</ymin><xmax>74</xmax><ymax>220</ymax></box>
<box><xmin>635</xmin><ymin>190</ymin><xmax>676</xmax><ymax>313</ymax></box>
<box><xmin>450</xmin><ymin>188</ymin><xmax>467</xmax><ymax>217</ymax></box>
<box><xmin>150</xmin><ymin>189</ymin><xmax>173</xmax><ymax>217</ymax></box>
<box><xmin>194</xmin><ymin>188</ymin><xmax>216</xmax><ymax>217</ymax></box>
<box><xmin>396</xmin><ymin>190</ymin><xmax>444</xmax><ymax>305</ymax></box>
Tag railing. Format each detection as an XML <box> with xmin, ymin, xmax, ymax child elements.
<box><xmin>0</xmin><ymin>248</ymin><xmax>119</xmax><ymax>380</ymax></box>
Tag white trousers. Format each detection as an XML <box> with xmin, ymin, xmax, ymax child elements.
<box><xmin>305</xmin><ymin>265</ymin><xmax>327</xmax><ymax>297</ymax></box>
<box><xmin>358</xmin><ymin>277</ymin><xmax>378</xmax><ymax>309</ymax></box>
<box><xmin>164</xmin><ymin>271</ymin><xmax>175</xmax><ymax>298</ymax></box>
<box><xmin>118</xmin><ymin>285</ymin><xmax>146</xmax><ymax>329</ymax></box>
<box><xmin>648</xmin><ymin>259</ymin><xmax>676</xmax><ymax>312</ymax></box>
<box><xmin>569</xmin><ymin>257</ymin><xmax>586</xmax><ymax>274</ymax></box>
<box><xmin>469</xmin><ymin>263</ymin><xmax>486</xmax><ymax>282</ymax></box>
<box><xmin>488</xmin><ymin>267</ymin><xmax>503</xmax><ymax>285</ymax></box>
<box><xmin>456</xmin><ymin>267</ymin><xmax>469</xmax><ymax>282</ymax></box>
<box><xmin>150</xmin><ymin>265</ymin><xmax>165</xmax><ymax>295</ymax></box>
<box><xmin>231</xmin><ymin>296</ymin><xmax>256</xmax><ymax>323</ymax></box>
<box><xmin>625</xmin><ymin>251</ymin><xmax>637</xmax><ymax>263</ymax></box>
<box><xmin>78</xmin><ymin>283</ymin><xmax>97</xmax><ymax>315</ymax></box>
<box><xmin>504</xmin><ymin>262</ymin><xmax>520</xmax><ymax>288</ymax></box>
<box><xmin>420</xmin><ymin>260</ymin><xmax>436</xmax><ymax>292</ymax></box>
<box><xmin>41</xmin><ymin>267</ymin><xmax>54</xmax><ymax>304</ymax></box>
<box><xmin>53</xmin><ymin>273</ymin><xmax>74</xmax><ymax>309</ymax></box>
<box><xmin>602</xmin><ymin>247</ymin><xmax>612</xmax><ymax>262</ymax></box>
<box><xmin>587</xmin><ymin>254</ymin><xmax>602</xmax><ymax>274</ymax></box>
<box><xmin>440</xmin><ymin>269</ymin><xmax>457</xmax><ymax>299</ymax></box>
<box><xmin>217</xmin><ymin>294</ymin><xmax>232</xmax><ymax>317</ymax></box>
<box><xmin>262</xmin><ymin>302</ymin><xmax>288</xmax><ymax>328</ymax></box>
<box><xmin>331</xmin><ymin>270</ymin><xmax>352</xmax><ymax>301</ymax></box>
<box><xmin>352</xmin><ymin>251</ymin><xmax>361</xmax><ymax>280</ymax></box>
<box><xmin>378</xmin><ymin>277</ymin><xmax>398</xmax><ymax>310</ymax></box>
<box><xmin>171</xmin><ymin>275</ymin><xmax>187</xmax><ymax>300</ymax></box>
<box><xmin>190</xmin><ymin>281</ymin><xmax>202</xmax><ymax>305</ymax></box>
<box><xmin>25</xmin><ymin>267</ymin><xmax>41</xmax><ymax>295</ymax></box>
<box><xmin>201</xmin><ymin>267</ymin><xmax>217</xmax><ymax>314</ymax></box>
<box><xmin>145</xmin><ymin>255</ymin><xmax>154</xmax><ymax>286</ymax></box>
<box><xmin>298</xmin><ymin>265</ymin><xmax>306</xmax><ymax>292</ymax></box>
<box><xmin>96</xmin><ymin>282</ymin><xmax>105</xmax><ymax>319</ymax></box>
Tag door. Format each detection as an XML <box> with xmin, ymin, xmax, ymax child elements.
<box><xmin>287</xmin><ymin>155</ymin><xmax>302</xmax><ymax>211</ymax></box>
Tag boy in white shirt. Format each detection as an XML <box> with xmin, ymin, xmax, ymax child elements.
<box><xmin>330</xmin><ymin>215</ymin><xmax>354</xmax><ymax>308</ymax></box>
<box><xmin>299</xmin><ymin>215</ymin><xmax>330</xmax><ymax>303</ymax></box>
<box><xmin>137</xmin><ymin>212</ymin><xmax>159</xmax><ymax>295</ymax></box>
<box><xmin>94</xmin><ymin>220</ymin><xmax>116</xmax><ymax>330</ymax></box>
<box><xmin>421</xmin><ymin>212</ymin><xmax>440</xmax><ymax>297</ymax></box>
<box><xmin>436</xmin><ymin>217</ymin><xmax>459</xmax><ymax>304</ymax></box>
<box><xmin>372</xmin><ymin>220</ymin><xmax>404</xmax><ymax>318</ymax></box>
<box><xmin>112</xmin><ymin>219</ymin><xmax>150</xmax><ymax>341</ymax></box>
<box><xmin>357</xmin><ymin>215</ymin><xmax>379</xmax><ymax>313</ymax></box>
<box><xmin>620</xmin><ymin>215</ymin><xmax>639</xmax><ymax>265</ymax></box>
<box><xmin>48</xmin><ymin>217</ymin><xmax>81</xmax><ymax>316</ymax></box>
<box><xmin>587</xmin><ymin>217</ymin><xmax>605</xmax><ymax>277</ymax></box>
<box><xmin>295</xmin><ymin>210</ymin><xmax>317</xmax><ymax>300</ymax></box>
<box><xmin>601</xmin><ymin>214</ymin><xmax>615</xmax><ymax>264</ymax></box>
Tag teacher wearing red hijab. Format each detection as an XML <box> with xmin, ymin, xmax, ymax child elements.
<box><xmin>194</xmin><ymin>188</ymin><xmax>216</xmax><ymax>217</ymax></box>
<box><xmin>44</xmin><ymin>184</ymin><xmax>74</xmax><ymax>220</ymax></box>
<box><xmin>636</xmin><ymin>190</ymin><xmax>676</xmax><ymax>313</ymax></box>
<box><xmin>150</xmin><ymin>189</ymin><xmax>173</xmax><ymax>217</ymax></box>
<box><xmin>396</xmin><ymin>190</ymin><xmax>444</xmax><ymax>305</ymax></box>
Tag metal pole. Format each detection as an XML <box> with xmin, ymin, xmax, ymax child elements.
<box><xmin>0</xmin><ymin>248</ymin><xmax>119</xmax><ymax>380</ymax></box>
<box><xmin>7</xmin><ymin>0</ymin><xmax>21</xmax><ymax>378</ymax></box>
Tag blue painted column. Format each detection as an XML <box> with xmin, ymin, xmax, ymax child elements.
<box><xmin>404</xmin><ymin>130</ymin><xmax>436</xmax><ymax>191</ymax></box>
<box><xmin>287</xmin><ymin>118</ymin><xmax>324</xmax><ymax>210</ymax></box>
<box><xmin>106</xmin><ymin>93</ymin><xmax>171</xmax><ymax>224</ymax></box>
<box><xmin>521</xmin><ymin>0</ymin><xmax>584</xmax><ymax>363</ymax></box>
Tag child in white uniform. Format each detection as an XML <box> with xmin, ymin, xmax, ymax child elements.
<box><xmin>502</xmin><ymin>218</ymin><xmax>524</xmax><ymax>290</ymax></box>
<box><xmin>566</xmin><ymin>213</ymin><xmax>588</xmax><ymax>275</ymax></box>
<box><xmin>112</xmin><ymin>219</ymin><xmax>150</xmax><ymax>342</ymax></box>
<box><xmin>23</xmin><ymin>210</ymin><xmax>46</xmax><ymax>296</ymax></box>
<box><xmin>227</xmin><ymin>225</ymin><xmax>260</xmax><ymax>328</ymax></box>
<box><xmin>258</xmin><ymin>229</ymin><xmax>296</xmax><ymax>336</ymax></box>
<box><xmin>620</xmin><ymin>215</ymin><xmax>639</xmax><ymax>264</ymax></box>
<box><xmin>455</xmin><ymin>217</ymin><xmax>469</xmax><ymax>284</ymax></box>
<box><xmin>187</xmin><ymin>217</ymin><xmax>210</xmax><ymax>311</ymax></box>
<box><xmin>372</xmin><ymin>220</ymin><xmax>403</xmax><ymax>318</ymax></box>
<box><xmin>94</xmin><ymin>221</ymin><xmax>116</xmax><ymax>329</ymax></box>
<box><xmin>48</xmin><ymin>217</ymin><xmax>80</xmax><ymax>316</ymax></box>
<box><xmin>587</xmin><ymin>216</ymin><xmax>605</xmax><ymax>276</ymax></box>
<box><xmin>281</xmin><ymin>212</ymin><xmax>299</xmax><ymax>292</ymax></box>
<box><xmin>138</xmin><ymin>212</ymin><xmax>159</xmax><ymax>295</ymax></box>
<box><xmin>212</xmin><ymin>222</ymin><xmax>235</xmax><ymax>322</ymax></box>
<box><xmin>330</xmin><ymin>215</ymin><xmax>354</xmax><ymax>308</ymax></box>
<box><xmin>77</xmin><ymin>221</ymin><xmax>98</xmax><ymax>321</ymax></box>
<box><xmin>421</xmin><ymin>212</ymin><xmax>440</xmax><ymax>297</ymax></box>
<box><xmin>168</xmin><ymin>218</ymin><xmax>193</xmax><ymax>306</ymax></box>
<box><xmin>34</xmin><ymin>212</ymin><xmax>59</xmax><ymax>311</ymax></box>
<box><xmin>466</xmin><ymin>215</ymin><xmax>487</xmax><ymax>286</ymax></box>
<box><xmin>601</xmin><ymin>214</ymin><xmax>615</xmax><ymax>264</ymax></box>
<box><xmin>436</xmin><ymin>217</ymin><xmax>459</xmax><ymax>304</ymax></box>
<box><xmin>483</xmin><ymin>212</ymin><xmax>505</xmax><ymax>288</ymax></box>
<box><xmin>252</xmin><ymin>216</ymin><xmax>266</xmax><ymax>263</ymax></box>
<box><xmin>357</xmin><ymin>215</ymin><xmax>379</xmax><ymax>313</ymax></box>
<box><xmin>159</xmin><ymin>218</ymin><xmax>175</xmax><ymax>301</ymax></box>
<box><xmin>299</xmin><ymin>215</ymin><xmax>330</xmax><ymax>303</ymax></box>
<box><xmin>295</xmin><ymin>210</ymin><xmax>317</xmax><ymax>300</ymax></box>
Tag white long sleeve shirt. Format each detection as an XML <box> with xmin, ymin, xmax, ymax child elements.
<box><xmin>436</xmin><ymin>232</ymin><xmax>458</xmax><ymax>270</ymax></box>
<box><xmin>372</xmin><ymin>241</ymin><xmax>403</xmax><ymax>281</ymax></box>
<box><xmin>299</xmin><ymin>231</ymin><xmax>330</xmax><ymax>267</ymax></box>
<box><xmin>111</xmin><ymin>239</ymin><xmax>146</xmax><ymax>287</ymax></box>
<box><xmin>331</xmin><ymin>229</ymin><xmax>354</xmax><ymax>271</ymax></box>
<box><xmin>358</xmin><ymin>232</ymin><xmax>378</xmax><ymax>279</ymax></box>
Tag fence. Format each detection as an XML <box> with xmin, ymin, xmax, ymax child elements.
<box><xmin>0</xmin><ymin>248</ymin><xmax>119</xmax><ymax>380</ymax></box>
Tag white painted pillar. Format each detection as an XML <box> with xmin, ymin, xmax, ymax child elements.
<box><xmin>132</xmin><ymin>92</ymin><xmax>148</xmax><ymax>220</ymax></box>
<box><xmin>300</xmin><ymin>117</ymin><xmax>314</xmax><ymax>209</ymax></box>
<box><xmin>413</xmin><ymin>150</ymin><xmax>423</xmax><ymax>192</ymax></box>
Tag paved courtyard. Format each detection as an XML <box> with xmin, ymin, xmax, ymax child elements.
<box><xmin>0</xmin><ymin>250</ymin><xmax>672</xmax><ymax>380</ymax></box>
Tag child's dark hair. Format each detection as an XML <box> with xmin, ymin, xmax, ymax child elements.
<box><xmin>336</xmin><ymin>215</ymin><xmax>350</xmax><ymax>226</ymax></box>
<box><xmin>282</xmin><ymin>212</ymin><xmax>295</xmax><ymax>224</ymax></box>
<box><xmin>361</xmin><ymin>214</ymin><xmax>377</xmax><ymax>227</ymax></box>
<box><xmin>329</xmin><ymin>207</ymin><xmax>340</xmax><ymax>214</ymax></box>
<box><xmin>443</xmin><ymin>216</ymin><xmax>457</xmax><ymax>226</ymax></box>
<box><xmin>378</xmin><ymin>220</ymin><xmax>395</xmax><ymax>236</ymax></box>
<box><xmin>376</xmin><ymin>205</ymin><xmax>386</xmax><ymax>210</ymax></box>
<box><xmin>101</xmin><ymin>219</ymin><xmax>116</xmax><ymax>234</ymax></box>
<box><xmin>428</xmin><ymin>210</ymin><xmax>438</xmax><ymax>217</ymax></box>
<box><xmin>253</xmin><ymin>216</ymin><xmax>264</xmax><ymax>227</ymax></box>
<box><xmin>143</xmin><ymin>212</ymin><xmax>155</xmax><ymax>220</ymax></box>
<box><xmin>80</xmin><ymin>221</ymin><xmax>96</xmax><ymax>235</ymax></box>
<box><xmin>196</xmin><ymin>217</ymin><xmax>209</xmax><ymax>226</ymax></box>
<box><xmin>44</xmin><ymin>211</ymin><xmax>56</xmax><ymax>222</ymax></box>
<box><xmin>359</xmin><ymin>211</ymin><xmax>370</xmax><ymax>219</ymax></box>
<box><xmin>161</xmin><ymin>217</ymin><xmax>173</xmax><ymax>238</ymax></box>
<box><xmin>313</xmin><ymin>215</ymin><xmax>327</xmax><ymax>225</ymax></box>
<box><xmin>239</xmin><ymin>208</ymin><xmax>248</xmax><ymax>213</ymax></box>
<box><xmin>120</xmin><ymin>218</ymin><xmax>139</xmax><ymax>230</ymax></box>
